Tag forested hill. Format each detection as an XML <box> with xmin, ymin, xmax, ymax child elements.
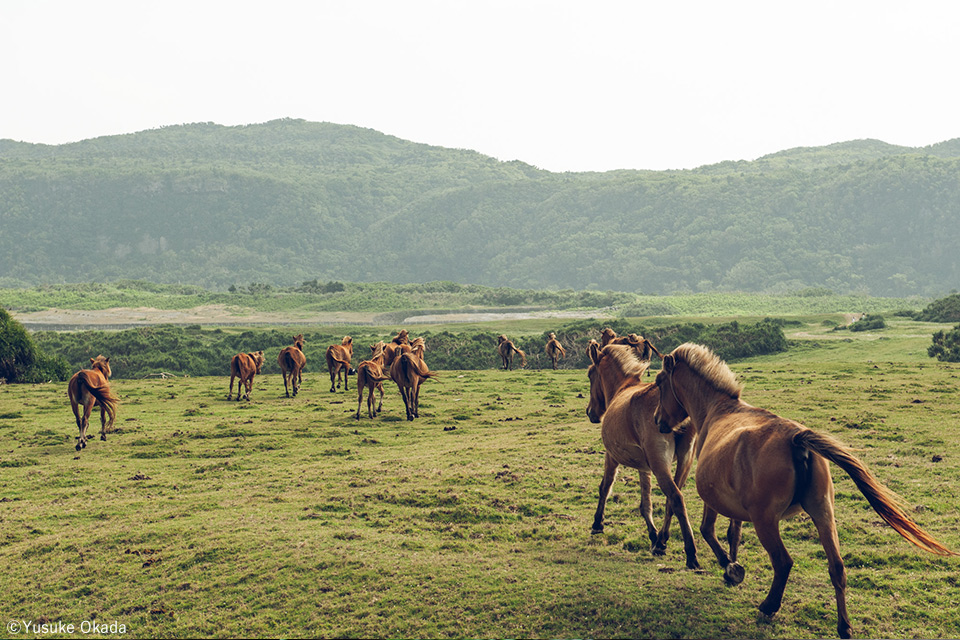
<box><xmin>1</xmin><ymin>119</ymin><xmax>958</xmax><ymax>296</ymax></box>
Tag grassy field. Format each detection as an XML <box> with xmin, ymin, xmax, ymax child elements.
<box><xmin>1</xmin><ymin>318</ymin><xmax>959</xmax><ymax>639</ymax></box>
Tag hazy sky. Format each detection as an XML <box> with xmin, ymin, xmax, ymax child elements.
<box><xmin>3</xmin><ymin>1</ymin><xmax>959</xmax><ymax>172</ymax></box>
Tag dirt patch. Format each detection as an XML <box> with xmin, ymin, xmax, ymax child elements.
<box><xmin>13</xmin><ymin>305</ymin><xmax>376</xmax><ymax>329</ymax></box>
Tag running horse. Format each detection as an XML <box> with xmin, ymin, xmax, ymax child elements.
<box><xmin>325</xmin><ymin>336</ymin><xmax>355</xmax><ymax>392</ymax></box>
<box><xmin>355</xmin><ymin>342</ymin><xmax>391</xmax><ymax>420</ymax></box>
<box><xmin>653</xmin><ymin>343</ymin><xmax>955</xmax><ymax>639</ymax></box>
<box><xmin>390</xmin><ymin>338</ymin><xmax>437</xmax><ymax>420</ymax></box>
<box><xmin>545</xmin><ymin>332</ymin><xmax>566</xmax><ymax>369</ymax></box>
<box><xmin>278</xmin><ymin>334</ymin><xmax>306</xmax><ymax>397</ymax></box>
<box><xmin>68</xmin><ymin>355</ymin><xmax>120</xmax><ymax>451</ymax></box>
<box><xmin>496</xmin><ymin>335</ymin><xmax>527</xmax><ymax>370</ymax></box>
<box><xmin>586</xmin><ymin>342</ymin><xmax>700</xmax><ymax>569</ymax></box>
<box><xmin>228</xmin><ymin>350</ymin><xmax>265</xmax><ymax>401</ymax></box>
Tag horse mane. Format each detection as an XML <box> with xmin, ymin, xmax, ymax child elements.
<box><xmin>671</xmin><ymin>342</ymin><xmax>742</xmax><ymax>398</ymax></box>
<box><xmin>604</xmin><ymin>344</ymin><xmax>650</xmax><ymax>378</ymax></box>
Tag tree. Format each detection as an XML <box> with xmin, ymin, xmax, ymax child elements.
<box><xmin>0</xmin><ymin>307</ymin><xmax>70</xmax><ymax>383</ymax></box>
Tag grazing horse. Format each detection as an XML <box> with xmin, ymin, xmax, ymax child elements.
<box><xmin>325</xmin><ymin>336</ymin><xmax>354</xmax><ymax>392</ymax></box>
<box><xmin>496</xmin><ymin>335</ymin><xmax>527</xmax><ymax>370</ymax></box>
<box><xmin>278</xmin><ymin>334</ymin><xmax>306</xmax><ymax>397</ymax></box>
<box><xmin>586</xmin><ymin>343</ymin><xmax>700</xmax><ymax>569</ymax></box>
<box><xmin>355</xmin><ymin>342</ymin><xmax>391</xmax><ymax>420</ymax></box>
<box><xmin>545</xmin><ymin>332</ymin><xmax>566</xmax><ymax>369</ymax></box>
<box><xmin>68</xmin><ymin>355</ymin><xmax>119</xmax><ymax>451</ymax></box>
<box><xmin>228</xmin><ymin>350</ymin><xmax>264</xmax><ymax>401</ymax></box>
<box><xmin>653</xmin><ymin>343</ymin><xmax>955</xmax><ymax>639</ymax></box>
<box><xmin>390</xmin><ymin>340</ymin><xmax>437</xmax><ymax>420</ymax></box>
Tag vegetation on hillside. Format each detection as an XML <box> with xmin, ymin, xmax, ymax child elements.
<box><xmin>2</xmin><ymin>120</ymin><xmax>959</xmax><ymax>295</ymax></box>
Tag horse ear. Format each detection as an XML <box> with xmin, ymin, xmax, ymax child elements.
<box><xmin>662</xmin><ymin>354</ymin><xmax>675</xmax><ymax>372</ymax></box>
<box><xmin>105</xmin><ymin>357</ymin><xmax>110</xmax><ymax>363</ymax></box>
<box><xmin>90</xmin><ymin>358</ymin><xmax>95</xmax><ymax>364</ymax></box>
<box><xmin>588</xmin><ymin>341</ymin><xmax>602</xmax><ymax>365</ymax></box>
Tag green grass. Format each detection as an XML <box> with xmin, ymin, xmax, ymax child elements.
<box><xmin>0</xmin><ymin>327</ymin><xmax>958</xmax><ymax>638</ymax></box>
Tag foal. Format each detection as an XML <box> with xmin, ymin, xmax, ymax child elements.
<box><xmin>496</xmin><ymin>335</ymin><xmax>527</xmax><ymax>370</ymax></box>
<box><xmin>325</xmin><ymin>336</ymin><xmax>354</xmax><ymax>392</ymax></box>
<box><xmin>228</xmin><ymin>350</ymin><xmax>265</xmax><ymax>401</ymax></box>
<box><xmin>355</xmin><ymin>342</ymin><xmax>391</xmax><ymax>419</ymax></box>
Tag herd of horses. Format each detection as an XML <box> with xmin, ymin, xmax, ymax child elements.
<box><xmin>65</xmin><ymin>326</ymin><xmax>955</xmax><ymax>638</ymax></box>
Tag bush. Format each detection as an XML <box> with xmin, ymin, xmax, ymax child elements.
<box><xmin>929</xmin><ymin>324</ymin><xmax>960</xmax><ymax>362</ymax></box>
<box><xmin>916</xmin><ymin>293</ymin><xmax>960</xmax><ymax>323</ymax></box>
<box><xmin>0</xmin><ymin>307</ymin><xmax>70</xmax><ymax>383</ymax></box>
<box><xmin>849</xmin><ymin>314</ymin><xmax>886</xmax><ymax>332</ymax></box>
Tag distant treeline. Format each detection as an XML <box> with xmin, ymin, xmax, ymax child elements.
<box><xmin>3</xmin><ymin>120</ymin><xmax>960</xmax><ymax>296</ymax></box>
<box><xmin>33</xmin><ymin>318</ymin><xmax>788</xmax><ymax>379</ymax></box>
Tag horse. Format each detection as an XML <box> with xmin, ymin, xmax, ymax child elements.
<box><xmin>653</xmin><ymin>342</ymin><xmax>955</xmax><ymax>639</ymax></box>
<box><xmin>545</xmin><ymin>332</ymin><xmax>566</xmax><ymax>369</ymax></box>
<box><xmin>389</xmin><ymin>339</ymin><xmax>437</xmax><ymax>420</ymax></box>
<box><xmin>278</xmin><ymin>334</ymin><xmax>306</xmax><ymax>397</ymax></box>
<box><xmin>68</xmin><ymin>355</ymin><xmax>119</xmax><ymax>451</ymax></box>
<box><xmin>325</xmin><ymin>336</ymin><xmax>354</xmax><ymax>392</ymax></box>
<box><xmin>228</xmin><ymin>350</ymin><xmax>264</xmax><ymax>401</ymax></box>
<box><xmin>496</xmin><ymin>335</ymin><xmax>527</xmax><ymax>370</ymax></box>
<box><xmin>599</xmin><ymin>327</ymin><xmax>618</xmax><ymax>348</ymax></box>
<box><xmin>586</xmin><ymin>342</ymin><xmax>700</xmax><ymax>569</ymax></box>
<box><xmin>355</xmin><ymin>342</ymin><xmax>391</xmax><ymax>420</ymax></box>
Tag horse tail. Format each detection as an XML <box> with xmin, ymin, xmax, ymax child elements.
<box><xmin>282</xmin><ymin>350</ymin><xmax>298</xmax><ymax>371</ymax></box>
<box><xmin>557</xmin><ymin>343</ymin><xmax>566</xmax><ymax>358</ymax></box>
<box><xmin>794</xmin><ymin>428</ymin><xmax>955</xmax><ymax>556</ymax></box>
<box><xmin>359</xmin><ymin>362</ymin><xmax>390</xmax><ymax>384</ymax></box>
<box><xmin>77</xmin><ymin>371</ymin><xmax>119</xmax><ymax>422</ymax></box>
<box><xmin>514</xmin><ymin>346</ymin><xmax>527</xmax><ymax>367</ymax></box>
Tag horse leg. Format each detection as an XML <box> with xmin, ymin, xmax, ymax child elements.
<box><xmin>292</xmin><ymin>368</ymin><xmax>300</xmax><ymax>397</ymax></box>
<box><xmin>368</xmin><ymin>385</ymin><xmax>376</xmax><ymax>419</ymax></box>
<box><xmin>245</xmin><ymin>374</ymin><xmax>254</xmax><ymax>401</ymax></box>
<box><xmin>700</xmin><ymin>507</ymin><xmax>744</xmax><ymax>584</ymax></box>
<box><xmin>228</xmin><ymin>373</ymin><xmax>236</xmax><ymax>401</ymax></box>
<box><xmin>804</xmin><ymin>492</ymin><xmax>851</xmax><ymax>638</ymax></box>
<box><xmin>412</xmin><ymin>380</ymin><xmax>421</xmax><ymax>418</ymax></box>
<box><xmin>80</xmin><ymin>400</ymin><xmax>94</xmax><ymax>449</ymax></box>
<box><xmin>651</xmin><ymin>465</ymin><xmax>700</xmax><ymax>569</ymax></box>
<box><xmin>753</xmin><ymin>517</ymin><xmax>794</xmax><ymax>619</ymax></box>
<box><xmin>591</xmin><ymin>453</ymin><xmax>619</xmax><ymax>534</ymax></box>
<box><xmin>99</xmin><ymin>404</ymin><xmax>108</xmax><ymax>441</ymax></box>
<box><xmin>355</xmin><ymin>382</ymin><xmax>364</xmax><ymax>420</ymax></box>
<box><xmin>375</xmin><ymin>382</ymin><xmax>384</xmax><ymax>416</ymax></box>
<box><xmin>282</xmin><ymin>371</ymin><xmax>291</xmax><ymax>397</ymax></box>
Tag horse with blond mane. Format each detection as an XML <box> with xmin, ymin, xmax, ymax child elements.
<box><xmin>68</xmin><ymin>355</ymin><xmax>119</xmax><ymax>451</ymax></box>
<box><xmin>355</xmin><ymin>342</ymin><xmax>391</xmax><ymax>420</ymax></box>
<box><xmin>278</xmin><ymin>335</ymin><xmax>306</xmax><ymax>397</ymax></box>
<box><xmin>586</xmin><ymin>342</ymin><xmax>700</xmax><ymax>569</ymax></box>
<box><xmin>496</xmin><ymin>335</ymin><xmax>526</xmax><ymax>370</ymax></box>
<box><xmin>545</xmin><ymin>332</ymin><xmax>566</xmax><ymax>369</ymax></box>
<box><xmin>228</xmin><ymin>350</ymin><xmax>264</xmax><ymax>401</ymax></box>
<box><xmin>390</xmin><ymin>338</ymin><xmax>437</xmax><ymax>420</ymax></box>
<box><xmin>325</xmin><ymin>336</ymin><xmax>354</xmax><ymax>392</ymax></box>
<box><xmin>653</xmin><ymin>342</ymin><xmax>955</xmax><ymax>639</ymax></box>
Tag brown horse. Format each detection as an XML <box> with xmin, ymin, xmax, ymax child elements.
<box><xmin>390</xmin><ymin>340</ymin><xmax>437</xmax><ymax>420</ymax></box>
<box><xmin>68</xmin><ymin>355</ymin><xmax>119</xmax><ymax>451</ymax></box>
<box><xmin>355</xmin><ymin>342</ymin><xmax>391</xmax><ymax>420</ymax></box>
<box><xmin>325</xmin><ymin>336</ymin><xmax>354</xmax><ymax>392</ymax></box>
<box><xmin>278</xmin><ymin>334</ymin><xmax>306</xmax><ymax>397</ymax></box>
<box><xmin>653</xmin><ymin>343</ymin><xmax>955</xmax><ymax>639</ymax></box>
<box><xmin>496</xmin><ymin>335</ymin><xmax>527</xmax><ymax>370</ymax></box>
<box><xmin>586</xmin><ymin>343</ymin><xmax>700</xmax><ymax>569</ymax></box>
<box><xmin>599</xmin><ymin>327</ymin><xmax>618</xmax><ymax>347</ymax></box>
<box><xmin>228</xmin><ymin>350</ymin><xmax>264</xmax><ymax>401</ymax></box>
<box><xmin>545</xmin><ymin>332</ymin><xmax>566</xmax><ymax>369</ymax></box>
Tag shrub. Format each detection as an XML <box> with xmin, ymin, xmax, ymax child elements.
<box><xmin>916</xmin><ymin>293</ymin><xmax>960</xmax><ymax>323</ymax></box>
<box><xmin>0</xmin><ymin>307</ymin><xmax>70</xmax><ymax>383</ymax></box>
<box><xmin>849</xmin><ymin>314</ymin><xmax>886</xmax><ymax>332</ymax></box>
<box><xmin>928</xmin><ymin>325</ymin><xmax>960</xmax><ymax>362</ymax></box>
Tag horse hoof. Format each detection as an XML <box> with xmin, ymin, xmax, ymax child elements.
<box><xmin>724</xmin><ymin>562</ymin><xmax>745</xmax><ymax>586</ymax></box>
<box><xmin>591</xmin><ymin>527</ymin><xmax>604</xmax><ymax>535</ymax></box>
<box><xmin>75</xmin><ymin>443</ymin><xmax>82</xmax><ymax>452</ymax></box>
<box><xmin>651</xmin><ymin>544</ymin><xmax>667</xmax><ymax>556</ymax></box>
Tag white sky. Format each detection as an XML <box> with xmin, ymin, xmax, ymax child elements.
<box><xmin>2</xmin><ymin>0</ymin><xmax>959</xmax><ymax>172</ymax></box>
